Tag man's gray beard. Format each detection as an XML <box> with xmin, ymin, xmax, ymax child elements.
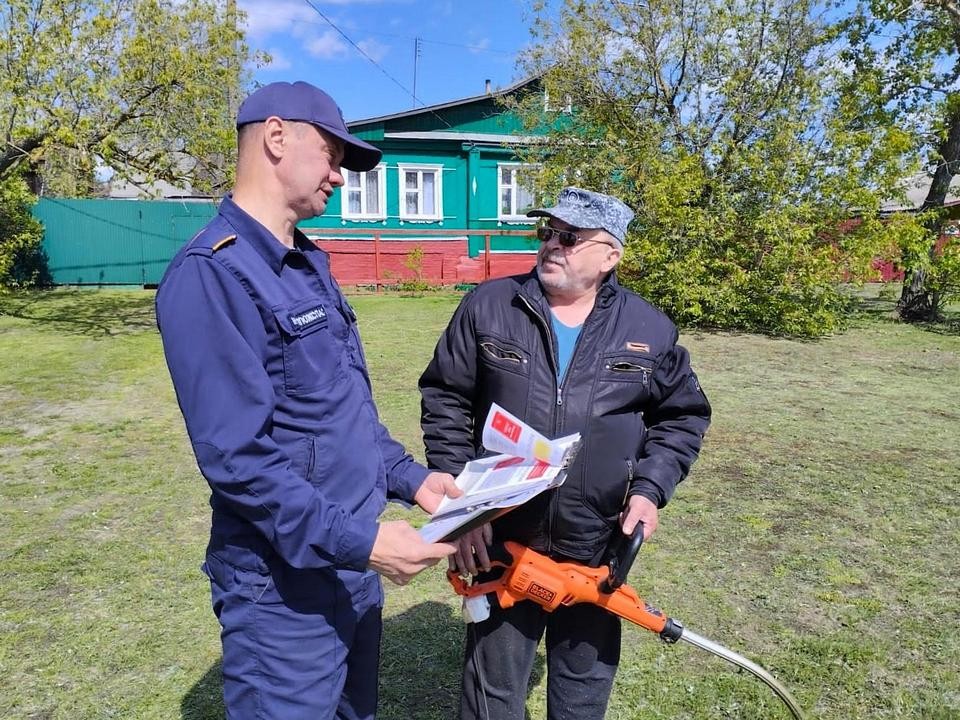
<box><xmin>536</xmin><ymin>258</ymin><xmax>574</xmax><ymax>294</ymax></box>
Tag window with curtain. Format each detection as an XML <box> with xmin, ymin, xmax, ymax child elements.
<box><xmin>498</xmin><ymin>164</ymin><xmax>538</xmax><ymax>219</ymax></box>
<box><xmin>342</xmin><ymin>165</ymin><xmax>385</xmax><ymax>219</ymax></box>
<box><xmin>398</xmin><ymin>164</ymin><xmax>442</xmax><ymax>220</ymax></box>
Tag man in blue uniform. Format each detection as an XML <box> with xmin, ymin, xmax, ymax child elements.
<box><xmin>156</xmin><ymin>81</ymin><xmax>459</xmax><ymax>720</ymax></box>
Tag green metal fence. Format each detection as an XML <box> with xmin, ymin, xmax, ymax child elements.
<box><xmin>34</xmin><ymin>198</ymin><xmax>217</xmax><ymax>286</ymax></box>
<box><xmin>33</xmin><ymin>198</ymin><xmax>540</xmax><ymax>286</ymax></box>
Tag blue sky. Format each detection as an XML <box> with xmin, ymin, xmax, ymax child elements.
<box><xmin>237</xmin><ymin>0</ymin><xmax>543</xmax><ymax>122</ymax></box>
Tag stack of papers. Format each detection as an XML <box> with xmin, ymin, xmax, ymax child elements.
<box><xmin>419</xmin><ymin>403</ymin><xmax>580</xmax><ymax>543</ymax></box>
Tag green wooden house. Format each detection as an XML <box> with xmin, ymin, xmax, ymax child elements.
<box><xmin>304</xmin><ymin>76</ymin><xmax>548</xmax><ymax>258</ymax></box>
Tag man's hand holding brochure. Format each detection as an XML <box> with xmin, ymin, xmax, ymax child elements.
<box><xmin>419</xmin><ymin>403</ymin><xmax>580</xmax><ymax>543</ymax></box>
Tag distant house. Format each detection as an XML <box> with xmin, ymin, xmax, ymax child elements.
<box><xmin>106</xmin><ymin>175</ymin><xmax>202</xmax><ymax>200</ymax></box>
<box><xmin>300</xmin><ymin>76</ymin><xmax>560</xmax><ymax>283</ymax></box>
<box><xmin>316</xmin><ymin>76</ymin><xmax>545</xmax><ymax>244</ymax></box>
<box><xmin>103</xmin><ymin>153</ymin><xmax>223</xmax><ymax>200</ymax></box>
<box><xmin>868</xmin><ymin>172</ymin><xmax>960</xmax><ymax>282</ymax></box>
<box><xmin>880</xmin><ymin>171</ymin><xmax>960</xmax><ymax>218</ymax></box>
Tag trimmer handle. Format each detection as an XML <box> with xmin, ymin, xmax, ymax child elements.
<box><xmin>484</xmin><ymin>542</ymin><xmax>515</xmax><ymax>566</ymax></box>
<box><xmin>600</xmin><ymin>521</ymin><xmax>644</xmax><ymax>594</ymax></box>
<box><xmin>446</xmin><ymin>542</ymin><xmax>517</xmax><ymax>598</ymax></box>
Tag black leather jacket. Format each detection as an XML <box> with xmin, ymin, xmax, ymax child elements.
<box><xmin>419</xmin><ymin>271</ymin><xmax>711</xmax><ymax>564</ymax></box>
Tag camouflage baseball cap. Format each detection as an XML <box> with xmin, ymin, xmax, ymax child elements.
<box><xmin>527</xmin><ymin>187</ymin><xmax>634</xmax><ymax>246</ymax></box>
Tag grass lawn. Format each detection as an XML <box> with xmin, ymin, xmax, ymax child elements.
<box><xmin>0</xmin><ymin>286</ymin><xmax>957</xmax><ymax>720</ymax></box>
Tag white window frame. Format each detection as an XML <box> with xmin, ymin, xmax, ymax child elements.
<box><xmin>398</xmin><ymin>163</ymin><xmax>443</xmax><ymax>220</ymax></box>
<box><xmin>497</xmin><ymin>163</ymin><xmax>539</xmax><ymax>220</ymax></box>
<box><xmin>543</xmin><ymin>90</ymin><xmax>572</xmax><ymax>113</ymax></box>
<box><xmin>341</xmin><ymin>165</ymin><xmax>386</xmax><ymax>220</ymax></box>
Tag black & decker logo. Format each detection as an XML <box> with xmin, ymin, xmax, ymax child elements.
<box><xmin>526</xmin><ymin>582</ymin><xmax>556</xmax><ymax>604</ymax></box>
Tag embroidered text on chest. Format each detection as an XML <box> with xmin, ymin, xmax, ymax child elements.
<box><xmin>289</xmin><ymin>305</ymin><xmax>327</xmax><ymax>330</ymax></box>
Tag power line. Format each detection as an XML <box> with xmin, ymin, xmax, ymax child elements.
<box><xmin>299</xmin><ymin>0</ymin><xmax>470</xmax><ymax>132</ymax></box>
<box><xmin>301</xmin><ymin>0</ymin><xmax>428</xmax><ymax>107</ymax></box>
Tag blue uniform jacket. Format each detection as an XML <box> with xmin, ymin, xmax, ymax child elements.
<box><xmin>156</xmin><ymin>196</ymin><xmax>428</xmax><ymax>574</ymax></box>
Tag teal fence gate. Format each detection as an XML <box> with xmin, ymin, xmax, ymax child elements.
<box><xmin>34</xmin><ymin>198</ymin><xmax>217</xmax><ymax>286</ymax></box>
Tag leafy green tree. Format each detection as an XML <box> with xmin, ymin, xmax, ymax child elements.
<box><xmin>0</xmin><ymin>174</ymin><xmax>45</xmax><ymax>288</ymax></box>
<box><xmin>0</xmin><ymin>0</ymin><xmax>260</xmax><ymax>197</ymax></box>
<box><xmin>514</xmin><ymin>0</ymin><xmax>912</xmax><ymax>335</ymax></box>
<box><xmin>843</xmin><ymin>0</ymin><xmax>960</xmax><ymax>321</ymax></box>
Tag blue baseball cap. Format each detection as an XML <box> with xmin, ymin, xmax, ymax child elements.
<box><xmin>528</xmin><ymin>187</ymin><xmax>634</xmax><ymax>247</ymax></box>
<box><xmin>236</xmin><ymin>81</ymin><xmax>382</xmax><ymax>172</ymax></box>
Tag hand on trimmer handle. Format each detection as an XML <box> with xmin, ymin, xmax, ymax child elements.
<box><xmin>600</xmin><ymin>521</ymin><xmax>644</xmax><ymax>594</ymax></box>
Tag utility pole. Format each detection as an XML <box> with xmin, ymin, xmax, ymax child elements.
<box><xmin>412</xmin><ymin>36</ymin><xmax>422</xmax><ymax>108</ymax></box>
<box><xmin>226</xmin><ymin>0</ymin><xmax>239</xmax><ymax>119</ymax></box>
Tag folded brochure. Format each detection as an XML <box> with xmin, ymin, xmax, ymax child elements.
<box><xmin>419</xmin><ymin>403</ymin><xmax>580</xmax><ymax>543</ymax></box>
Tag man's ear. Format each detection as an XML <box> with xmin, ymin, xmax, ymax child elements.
<box><xmin>601</xmin><ymin>246</ymin><xmax>622</xmax><ymax>273</ymax></box>
<box><xmin>262</xmin><ymin>116</ymin><xmax>286</xmax><ymax>159</ymax></box>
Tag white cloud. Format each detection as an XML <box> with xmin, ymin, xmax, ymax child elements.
<box><xmin>239</xmin><ymin>0</ymin><xmax>316</xmax><ymax>40</ymax></box>
<box><xmin>306</xmin><ymin>30</ymin><xmax>350</xmax><ymax>59</ymax></box>
<box><xmin>468</xmin><ymin>37</ymin><xmax>491</xmax><ymax>55</ymax></box>
<box><xmin>240</xmin><ymin>0</ymin><xmax>400</xmax><ymax>65</ymax></box>
<box><xmin>357</xmin><ymin>37</ymin><xmax>390</xmax><ymax>63</ymax></box>
<box><xmin>264</xmin><ymin>47</ymin><xmax>293</xmax><ymax>70</ymax></box>
<box><xmin>240</xmin><ymin>0</ymin><xmax>397</xmax><ymax>37</ymax></box>
<box><xmin>290</xmin><ymin>21</ymin><xmax>315</xmax><ymax>41</ymax></box>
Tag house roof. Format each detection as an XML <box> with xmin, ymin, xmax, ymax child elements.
<box><xmin>880</xmin><ymin>172</ymin><xmax>960</xmax><ymax>212</ymax></box>
<box><xmin>382</xmin><ymin>130</ymin><xmax>542</xmax><ymax>143</ymax></box>
<box><xmin>347</xmin><ymin>76</ymin><xmax>539</xmax><ymax>128</ymax></box>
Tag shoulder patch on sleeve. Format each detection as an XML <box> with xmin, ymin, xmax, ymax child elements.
<box><xmin>212</xmin><ymin>234</ymin><xmax>237</xmax><ymax>252</ymax></box>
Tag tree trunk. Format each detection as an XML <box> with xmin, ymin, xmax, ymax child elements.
<box><xmin>898</xmin><ymin>104</ymin><xmax>960</xmax><ymax>321</ymax></box>
<box><xmin>0</xmin><ymin>135</ymin><xmax>44</xmax><ymax>182</ymax></box>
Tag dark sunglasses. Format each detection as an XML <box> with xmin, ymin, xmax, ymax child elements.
<box><xmin>536</xmin><ymin>226</ymin><xmax>585</xmax><ymax>247</ymax></box>
<box><xmin>537</xmin><ymin>225</ymin><xmax>615</xmax><ymax>249</ymax></box>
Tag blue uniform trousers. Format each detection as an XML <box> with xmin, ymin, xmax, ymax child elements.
<box><xmin>205</xmin><ymin>554</ymin><xmax>383</xmax><ymax>720</ymax></box>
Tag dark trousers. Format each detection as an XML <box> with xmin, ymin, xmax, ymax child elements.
<box><xmin>205</xmin><ymin>554</ymin><xmax>383</xmax><ymax>720</ymax></box>
<box><xmin>460</xmin><ymin>599</ymin><xmax>621</xmax><ymax>720</ymax></box>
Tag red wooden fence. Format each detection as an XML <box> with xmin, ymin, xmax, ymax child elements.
<box><xmin>301</xmin><ymin>227</ymin><xmax>538</xmax><ymax>287</ymax></box>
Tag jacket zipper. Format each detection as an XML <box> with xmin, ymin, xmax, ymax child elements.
<box><xmin>517</xmin><ymin>293</ymin><xmax>560</xmax><ymax>408</ymax></box>
<box><xmin>606</xmin><ymin>360</ymin><xmax>651</xmax><ymax>385</ymax></box>
<box><xmin>517</xmin><ymin>292</ymin><xmax>561</xmax><ymax>553</ymax></box>
<box><xmin>479</xmin><ymin>340</ymin><xmax>525</xmax><ymax>364</ymax></box>
<box><xmin>517</xmin><ymin>290</ymin><xmax>603</xmax><ymax>554</ymax></box>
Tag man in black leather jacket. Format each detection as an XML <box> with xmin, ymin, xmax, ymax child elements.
<box><xmin>419</xmin><ymin>187</ymin><xmax>712</xmax><ymax>720</ymax></box>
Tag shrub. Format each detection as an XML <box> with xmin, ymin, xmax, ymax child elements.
<box><xmin>0</xmin><ymin>175</ymin><xmax>46</xmax><ymax>290</ymax></box>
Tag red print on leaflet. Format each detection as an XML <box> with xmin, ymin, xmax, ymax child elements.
<box><xmin>494</xmin><ymin>456</ymin><xmax>525</xmax><ymax>470</ymax></box>
<box><xmin>491</xmin><ymin>411</ymin><xmax>521</xmax><ymax>443</ymax></box>
<box><xmin>527</xmin><ymin>460</ymin><xmax>550</xmax><ymax>479</ymax></box>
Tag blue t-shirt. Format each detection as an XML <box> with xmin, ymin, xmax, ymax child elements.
<box><xmin>551</xmin><ymin>312</ymin><xmax>583</xmax><ymax>383</ymax></box>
